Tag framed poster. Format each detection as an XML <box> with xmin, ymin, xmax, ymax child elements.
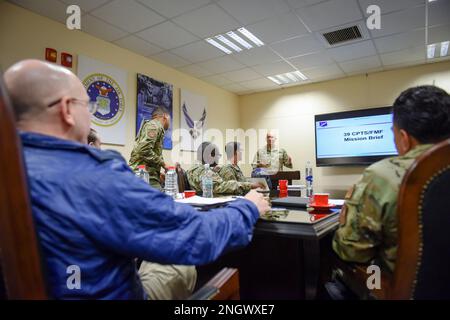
<box><xmin>180</xmin><ymin>89</ymin><xmax>207</xmax><ymax>152</ymax></box>
<box><xmin>136</xmin><ymin>73</ymin><xmax>173</xmax><ymax>149</ymax></box>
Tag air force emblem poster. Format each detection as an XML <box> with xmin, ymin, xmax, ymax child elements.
<box><xmin>180</xmin><ymin>89</ymin><xmax>207</xmax><ymax>152</ymax></box>
<box><xmin>78</xmin><ymin>55</ymin><xmax>127</xmax><ymax>145</ymax></box>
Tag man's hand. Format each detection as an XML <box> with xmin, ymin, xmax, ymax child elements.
<box><xmin>244</xmin><ymin>190</ymin><xmax>270</xmax><ymax>216</ymax></box>
<box><xmin>250</xmin><ymin>182</ymin><xmax>266</xmax><ymax>189</ymax></box>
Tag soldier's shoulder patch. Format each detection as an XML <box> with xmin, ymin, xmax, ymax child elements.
<box><xmin>339</xmin><ymin>204</ymin><xmax>348</xmax><ymax>226</ymax></box>
<box><xmin>147</xmin><ymin>130</ymin><xmax>157</xmax><ymax>139</ymax></box>
<box><xmin>345</xmin><ymin>185</ymin><xmax>355</xmax><ymax>199</ymax></box>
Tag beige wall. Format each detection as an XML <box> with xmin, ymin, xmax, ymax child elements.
<box><xmin>239</xmin><ymin>61</ymin><xmax>450</xmax><ymax>195</ymax></box>
<box><xmin>0</xmin><ymin>1</ymin><xmax>240</xmax><ymax>167</ymax></box>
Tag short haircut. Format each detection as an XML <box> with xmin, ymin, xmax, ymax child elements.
<box><xmin>197</xmin><ymin>141</ymin><xmax>218</xmax><ymax>164</ymax></box>
<box><xmin>152</xmin><ymin>106</ymin><xmax>170</xmax><ymax>118</ymax></box>
<box><xmin>393</xmin><ymin>85</ymin><xmax>450</xmax><ymax>144</ymax></box>
<box><xmin>87</xmin><ymin>128</ymin><xmax>99</xmax><ymax>145</ymax></box>
<box><xmin>225</xmin><ymin>141</ymin><xmax>240</xmax><ymax>160</ymax></box>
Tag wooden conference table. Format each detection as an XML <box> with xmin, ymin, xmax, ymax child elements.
<box><xmin>194</xmin><ymin>191</ymin><xmax>340</xmax><ymax>300</ymax></box>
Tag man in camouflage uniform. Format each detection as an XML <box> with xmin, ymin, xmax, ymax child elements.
<box><xmin>252</xmin><ymin>132</ymin><xmax>292</xmax><ymax>174</ymax></box>
<box><xmin>129</xmin><ymin>106</ymin><xmax>170</xmax><ymax>190</ymax></box>
<box><xmin>219</xmin><ymin>142</ymin><xmax>249</xmax><ymax>183</ymax></box>
<box><xmin>187</xmin><ymin>142</ymin><xmax>261</xmax><ymax>196</ymax></box>
<box><xmin>333</xmin><ymin>85</ymin><xmax>450</xmax><ymax>273</ymax></box>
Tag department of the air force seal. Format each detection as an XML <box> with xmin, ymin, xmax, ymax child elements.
<box><xmin>83</xmin><ymin>73</ymin><xmax>125</xmax><ymax>126</ymax></box>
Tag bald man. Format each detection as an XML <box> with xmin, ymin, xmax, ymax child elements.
<box><xmin>4</xmin><ymin>60</ymin><xmax>269</xmax><ymax>299</ymax></box>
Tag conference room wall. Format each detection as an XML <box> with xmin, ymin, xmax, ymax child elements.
<box><xmin>239</xmin><ymin>61</ymin><xmax>450</xmax><ymax>195</ymax></box>
<box><xmin>0</xmin><ymin>1</ymin><xmax>240</xmax><ymax>167</ymax></box>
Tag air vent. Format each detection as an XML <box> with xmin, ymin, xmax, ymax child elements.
<box><xmin>322</xmin><ymin>25</ymin><xmax>362</xmax><ymax>46</ymax></box>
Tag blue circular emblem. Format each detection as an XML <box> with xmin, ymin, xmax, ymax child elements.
<box><xmin>83</xmin><ymin>73</ymin><xmax>125</xmax><ymax>127</ymax></box>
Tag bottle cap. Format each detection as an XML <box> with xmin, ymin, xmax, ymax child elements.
<box><xmin>168</xmin><ymin>166</ymin><xmax>176</xmax><ymax>170</ymax></box>
<box><xmin>138</xmin><ymin>165</ymin><xmax>146</xmax><ymax>169</ymax></box>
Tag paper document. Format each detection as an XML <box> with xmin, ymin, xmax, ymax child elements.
<box><xmin>176</xmin><ymin>196</ymin><xmax>235</xmax><ymax>206</ymax></box>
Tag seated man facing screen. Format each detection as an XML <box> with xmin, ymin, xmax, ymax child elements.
<box><xmin>333</xmin><ymin>85</ymin><xmax>450</xmax><ymax>273</ymax></box>
<box><xmin>219</xmin><ymin>142</ymin><xmax>249</xmax><ymax>183</ymax></box>
<box><xmin>187</xmin><ymin>142</ymin><xmax>262</xmax><ymax>196</ymax></box>
<box><xmin>4</xmin><ymin>59</ymin><xmax>270</xmax><ymax>299</ymax></box>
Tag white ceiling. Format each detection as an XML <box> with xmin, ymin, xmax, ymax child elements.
<box><xmin>8</xmin><ymin>0</ymin><xmax>450</xmax><ymax>95</ymax></box>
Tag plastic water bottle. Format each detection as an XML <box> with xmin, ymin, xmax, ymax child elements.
<box><xmin>165</xmin><ymin>166</ymin><xmax>179</xmax><ymax>199</ymax></box>
<box><xmin>136</xmin><ymin>165</ymin><xmax>149</xmax><ymax>184</ymax></box>
<box><xmin>305</xmin><ymin>161</ymin><xmax>313</xmax><ymax>198</ymax></box>
<box><xmin>201</xmin><ymin>164</ymin><xmax>214</xmax><ymax>198</ymax></box>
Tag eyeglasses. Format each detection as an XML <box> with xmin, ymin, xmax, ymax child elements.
<box><xmin>48</xmin><ymin>98</ymin><xmax>98</xmax><ymax>115</ymax></box>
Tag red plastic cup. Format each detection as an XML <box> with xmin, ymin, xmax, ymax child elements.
<box><xmin>279</xmin><ymin>190</ymin><xmax>288</xmax><ymax>198</ymax></box>
<box><xmin>278</xmin><ymin>180</ymin><xmax>288</xmax><ymax>190</ymax></box>
<box><xmin>312</xmin><ymin>193</ymin><xmax>329</xmax><ymax>206</ymax></box>
<box><xmin>184</xmin><ymin>190</ymin><xmax>196</xmax><ymax>198</ymax></box>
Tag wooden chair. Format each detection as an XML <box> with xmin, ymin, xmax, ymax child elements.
<box><xmin>176</xmin><ymin>163</ymin><xmax>190</xmax><ymax>193</ymax></box>
<box><xmin>189</xmin><ymin>268</ymin><xmax>240</xmax><ymax>300</ymax></box>
<box><xmin>269</xmin><ymin>171</ymin><xmax>300</xmax><ymax>190</ymax></box>
<box><xmin>0</xmin><ymin>77</ymin><xmax>48</xmax><ymax>299</ymax></box>
<box><xmin>333</xmin><ymin>139</ymin><xmax>450</xmax><ymax>299</ymax></box>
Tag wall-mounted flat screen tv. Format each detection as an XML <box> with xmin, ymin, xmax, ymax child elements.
<box><xmin>315</xmin><ymin>107</ymin><xmax>398</xmax><ymax>166</ymax></box>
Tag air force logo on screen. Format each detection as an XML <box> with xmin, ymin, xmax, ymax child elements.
<box><xmin>83</xmin><ymin>73</ymin><xmax>125</xmax><ymax>127</ymax></box>
<box><xmin>319</xmin><ymin>121</ymin><xmax>328</xmax><ymax>127</ymax></box>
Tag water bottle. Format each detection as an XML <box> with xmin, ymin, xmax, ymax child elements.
<box><xmin>136</xmin><ymin>165</ymin><xmax>149</xmax><ymax>184</ymax></box>
<box><xmin>305</xmin><ymin>161</ymin><xmax>313</xmax><ymax>198</ymax></box>
<box><xmin>165</xmin><ymin>166</ymin><xmax>179</xmax><ymax>199</ymax></box>
<box><xmin>201</xmin><ymin>164</ymin><xmax>214</xmax><ymax>198</ymax></box>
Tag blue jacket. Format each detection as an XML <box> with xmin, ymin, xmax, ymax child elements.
<box><xmin>20</xmin><ymin>132</ymin><xmax>259</xmax><ymax>299</ymax></box>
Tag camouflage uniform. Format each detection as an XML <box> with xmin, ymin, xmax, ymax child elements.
<box><xmin>252</xmin><ymin>145</ymin><xmax>292</xmax><ymax>172</ymax></box>
<box><xmin>218</xmin><ymin>164</ymin><xmax>247</xmax><ymax>183</ymax></box>
<box><xmin>333</xmin><ymin>144</ymin><xmax>433</xmax><ymax>273</ymax></box>
<box><xmin>187</xmin><ymin>164</ymin><xmax>252</xmax><ymax>196</ymax></box>
<box><xmin>129</xmin><ymin>119</ymin><xmax>165</xmax><ymax>190</ymax></box>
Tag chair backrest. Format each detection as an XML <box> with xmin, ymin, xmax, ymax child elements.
<box><xmin>390</xmin><ymin>139</ymin><xmax>450</xmax><ymax>299</ymax></box>
<box><xmin>269</xmin><ymin>171</ymin><xmax>300</xmax><ymax>190</ymax></box>
<box><xmin>189</xmin><ymin>268</ymin><xmax>240</xmax><ymax>300</ymax></box>
<box><xmin>0</xmin><ymin>77</ymin><xmax>48</xmax><ymax>299</ymax></box>
<box><xmin>176</xmin><ymin>164</ymin><xmax>190</xmax><ymax>193</ymax></box>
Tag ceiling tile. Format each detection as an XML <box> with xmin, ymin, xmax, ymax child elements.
<box><xmin>217</xmin><ymin>0</ymin><xmax>290</xmax><ymax>25</ymax></box>
<box><xmin>302</xmin><ymin>63</ymin><xmax>345</xmax><ymax>79</ymax></box>
<box><xmin>136</xmin><ymin>0</ymin><xmax>211</xmax><ymax>18</ymax></box>
<box><xmin>327</xmin><ymin>40</ymin><xmax>377</xmax><ymax>62</ymax></box>
<box><xmin>222</xmin><ymin>83</ymin><xmax>250</xmax><ymax>93</ymax></box>
<box><xmin>251</xmin><ymin>61</ymin><xmax>296</xmax><ymax>76</ymax></box>
<box><xmin>90</xmin><ymin>0</ymin><xmax>165</xmax><ymax>33</ymax></box>
<box><xmin>271</xmin><ymin>34</ymin><xmax>324</xmax><ymax>59</ymax></box>
<box><xmin>8</xmin><ymin>0</ymin><xmax>69</xmax><ymax>24</ymax></box>
<box><xmin>286</xmin><ymin>0</ymin><xmax>328</xmax><ymax>9</ymax></box>
<box><xmin>114</xmin><ymin>35</ymin><xmax>164</xmax><ymax>56</ymax></box>
<box><xmin>288</xmin><ymin>51</ymin><xmax>334</xmax><ymax>69</ymax></box>
<box><xmin>150</xmin><ymin>51</ymin><xmax>191</xmax><ymax>68</ymax></box>
<box><xmin>339</xmin><ymin>55</ymin><xmax>382</xmax><ymax>73</ymax></box>
<box><xmin>428</xmin><ymin>24</ymin><xmax>450</xmax><ymax>45</ymax></box>
<box><xmin>428</xmin><ymin>0</ymin><xmax>450</xmax><ymax>27</ymax></box>
<box><xmin>197</xmin><ymin>56</ymin><xmax>245</xmax><ymax>74</ymax></box>
<box><xmin>201</xmin><ymin>74</ymin><xmax>233</xmax><ymax>86</ymax></box>
<box><xmin>170</xmin><ymin>40</ymin><xmax>226</xmax><ymax>63</ymax></box>
<box><xmin>82</xmin><ymin>14</ymin><xmax>128</xmax><ymax>42</ymax></box>
<box><xmin>380</xmin><ymin>46</ymin><xmax>425</xmax><ymax>66</ymax></box>
<box><xmin>173</xmin><ymin>3</ymin><xmax>240</xmax><ymax>38</ymax></box>
<box><xmin>296</xmin><ymin>0</ymin><xmax>363</xmax><ymax>32</ymax></box>
<box><xmin>222</xmin><ymin>68</ymin><xmax>261</xmax><ymax>82</ymax></box>
<box><xmin>179</xmin><ymin>64</ymin><xmax>214</xmax><ymax>78</ymax></box>
<box><xmin>369</xmin><ymin>6</ymin><xmax>425</xmax><ymax>38</ymax></box>
<box><xmin>60</xmin><ymin>0</ymin><xmax>110</xmax><ymax>12</ymax></box>
<box><xmin>136</xmin><ymin>21</ymin><xmax>198</xmax><ymax>50</ymax></box>
<box><xmin>239</xmin><ymin>78</ymin><xmax>279</xmax><ymax>90</ymax></box>
<box><xmin>245</xmin><ymin>12</ymin><xmax>309</xmax><ymax>45</ymax></box>
<box><xmin>374</xmin><ymin>28</ymin><xmax>425</xmax><ymax>54</ymax></box>
<box><xmin>358</xmin><ymin>0</ymin><xmax>424</xmax><ymax>16</ymax></box>
<box><xmin>232</xmin><ymin>47</ymin><xmax>281</xmax><ymax>66</ymax></box>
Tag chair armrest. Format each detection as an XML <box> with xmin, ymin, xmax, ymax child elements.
<box><xmin>189</xmin><ymin>268</ymin><xmax>240</xmax><ymax>300</ymax></box>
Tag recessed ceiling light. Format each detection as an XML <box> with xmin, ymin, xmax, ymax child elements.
<box><xmin>226</xmin><ymin>31</ymin><xmax>253</xmax><ymax>50</ymax></box>
<box><xmin>440</xmin><ymin>41</ymin><xmax>449</xmax><ymax>57</ymax></box>
<box><xmin>215</xmin><ymin>34</ymin><xmax>242</xmax><ymax>53</ymax></box>
<box><xmin>205</xmin><ymin>38</ymin><xmax>232</xmax><ymax>54</ymax></box>
<box><xmin>237</xmin><ymin>28</ymin><xmax>264</xmax><ymax>47</ymax></box>
<box><xmin>427</xmin><ymin>44</ymin><xmax>436</xmax><ymax>59</ymax></box>
<box><xmin>267</xmin><ymin>71</ymin><xmax>308</xmax><ymax>85</ymax></box>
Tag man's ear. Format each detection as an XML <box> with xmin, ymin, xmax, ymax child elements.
<box><xmin>398</xmin><ymin>128</ymin><xmax>412</xmax><ymax>154</ymax></box>
<box><xmin>59</xmin><ymin>97</ymin><xmax>76</xmax><ymax>127</ymax></box>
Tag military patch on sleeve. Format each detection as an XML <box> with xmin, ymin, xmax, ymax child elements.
<box><xmin>147</xmin><ymin>130</ymin><xmax>157</xmax><ymax>139</ymax></box>
<box><xmin>339</xmin><ymin>205</ymin><xmax>348</xmax><ymax>226</ymax></box>
<box><xmin>345</xmin><ymin>185</ymin><xmax>355</xmax><ymax>199</ymax></box>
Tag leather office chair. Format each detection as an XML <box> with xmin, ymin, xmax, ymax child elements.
<box><xmin>332</xmin><ymin>138</ymin><xmax>450</xmax><ymax>299</ymax></box>
<box><xmin>269</xmin><ymin>171</ymin><xmax>300</xmax><ymax>190</ymax></box>
<box><xmin>189</xmin><ymin>268</ymin><xmax>240</xmax><ymax>300</ymax></box>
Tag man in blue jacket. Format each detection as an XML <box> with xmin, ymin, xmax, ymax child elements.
<box><xmin>4</xmin><ymin>59</ymin><xmax>269</xmax><ymax>299</ymax></box>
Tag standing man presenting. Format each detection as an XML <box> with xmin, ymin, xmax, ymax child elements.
<box><xmin>252</xmin><ymin>131</ymin><xmax>293</xmax><ymax>178</ymax></box>
<box><xmin>129</xmin><ymin>107</ymin><xmax>170</xmax><ymax>190</ymax></box>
